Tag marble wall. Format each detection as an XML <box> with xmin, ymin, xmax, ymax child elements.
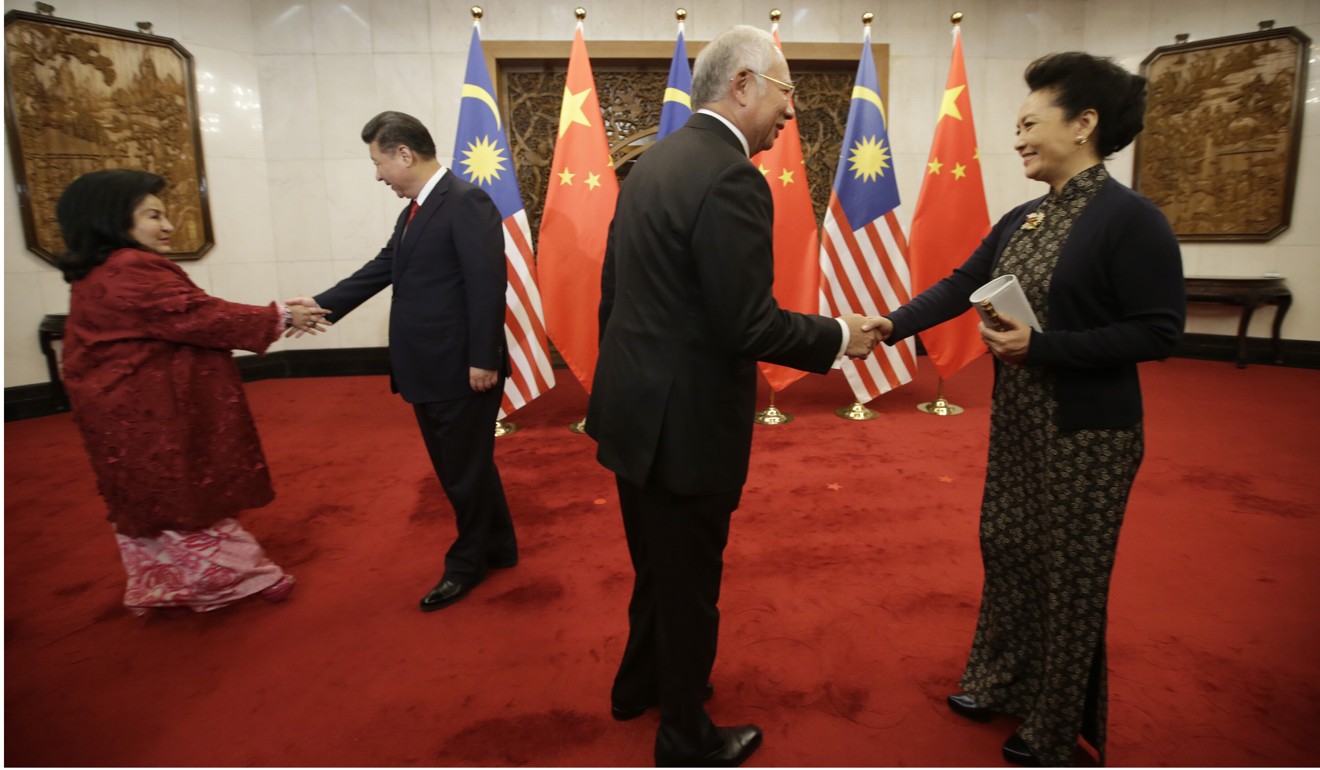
<box><xmin>6</xmin><ymin>0</ymin><xmax>1320</xmax><ymax>387</ymax></box>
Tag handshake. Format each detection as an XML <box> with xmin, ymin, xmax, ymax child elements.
<box><xmin>841</xmin><ymin>313</ymin><xmax>895</xmax><ymax>360</ymax></box>
<box><xmin>283</xmin><ymin>296</ymin><xmax>332</xmax><ymax>337</ymax></box>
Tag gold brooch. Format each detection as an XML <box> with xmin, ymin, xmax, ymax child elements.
<box><xmin>1021</xmin><ymin>211</ymin><xmax>1045</xmax><ymax>230</ymax></box>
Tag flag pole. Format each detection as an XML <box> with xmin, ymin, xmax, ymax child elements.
<box><xmin>908</xmin><ymin>10</ymin><xmax>982</xmax><ymax>414</ymax></box>
<box><xmin>567</xmin><ymin>4</ymin><xmax>588</xmax><ymax>435</ymax></box>
<box><xmin>754</xmin><ymin>383</ymin><xmax>793</xmax><ymax>425</ymax></box>
<box><xmin>753</xmin><ymin>6</ymin><xmax>798</xmax><ymax>428</ymax></box>
<box><xmin>466</xmin><ymin>4</ymin><xmax>519</xmax><ymax>439</ymax></box>
<box><xmin>916</xmin><ymin>12</ymin><xmax>965</xmax><ymax>418</ymax></box>
<box><xmin>753</xmin><ymin>6</ymin><xmax>820</xmax><ymax>412</ymax></box>
<box><xmin>832</xmin><ymin>11</ymin><xmax>886</xmax><ymax>423</ymax></box>
<box><xmin>917</xmin><ymin>376</ymin><xmax>964</xmax><ymax>416</ymax></box>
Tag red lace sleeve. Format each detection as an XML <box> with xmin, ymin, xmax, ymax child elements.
<box><xmin>97</xmin><ymin>250</ymin><xmax>281</xmax><ymax>354</ymax></box>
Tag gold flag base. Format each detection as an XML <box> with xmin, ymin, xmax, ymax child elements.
<box><xmin>836</xmin><ymin>401</ymin><xmax>878</xmax><ymax>421</ymax></box>
<box><xmin>917</xmin><ymin>397</ymin><xmax>964</xmax><ymax>416</ymax></box>
<box><xmin>568</xmin><ymin>417</ymin><xmax>587</xmax><ymax>434</ymax></box>
<box><xmin>754</xmin><ymin>390</ymin><xmax>792</xmax><ymax>425</ymax></box>
<box><xmin>494</xmin><ymin>420</ymin><xmax>517</xmax><ymax>437</ymax></box>
<box><xmin>754</xmin><ymin>405</ymin><xmax>793</xmax><ymax>425</ymax></box>
<box><xmin>917</xmin><ymin>377</ymin><xmax>964</xmax><ymax>416</ymax></box>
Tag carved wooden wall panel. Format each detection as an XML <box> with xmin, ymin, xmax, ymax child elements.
<box><xmin>4</xmin><ymin>11</ymin><xmax>212</xmax><ymax>262</ymax></box>
<box><xmin>1134</xmin><ymin>27</ymin><xmax>1310</xmax><ymax>241</ymax></box>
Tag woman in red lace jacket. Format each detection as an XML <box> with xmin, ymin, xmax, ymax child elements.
<box><xmin>56</xmin><ymin>169</ymin><xmax>329</xmax><ymax>616</ymax></box>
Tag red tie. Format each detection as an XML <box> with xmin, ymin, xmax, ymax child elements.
<box><xmin>407</xmin><ymin>200</ymin><xmax>419</xmax><ymax>225</ymax></box>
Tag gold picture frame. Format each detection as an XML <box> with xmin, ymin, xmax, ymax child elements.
<box><xmin>4</xmin><ymin>10</ymin><xmax>212</xmax><ymax>262</ymax></box>
<box><xmin>1132</xmin><ymin>26</ymin><xmax>1310</xmax><ymax>242</ymax></box>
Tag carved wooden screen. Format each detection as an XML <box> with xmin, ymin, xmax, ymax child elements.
<box><xmin>1133</xmin><ymin>27</ymin><xmax>1310</xmax><ymax>241</ymax></box>
<box><xmin>486</xmin><ymin>41</ymin><xmax>883</xmax><ymax>246</ymax></box>
<box><xmin>4</xmin><ymin>10</ymin><xmax>212</xmax><ymax>262</ymax></box>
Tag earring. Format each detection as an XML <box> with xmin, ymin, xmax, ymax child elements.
<box><xmin>1076</xmin><ymin>135</ymin><xmax>1087</xmax><ymax>145</ymax></box>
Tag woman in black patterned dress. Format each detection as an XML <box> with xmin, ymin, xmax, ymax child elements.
<box><xmin>873</xmin><ymin>53</ymin><xmax>1186</xmax><ymax>765</ymax></box>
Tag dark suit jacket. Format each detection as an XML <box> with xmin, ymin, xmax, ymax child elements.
<box><xmin>886</xmin><ymin>173</ymin><xmax>1185</xmax><ymax>430</ymax></box>
<box><xmin>315</xmin><ymin>171</ymin><xmax>508</xmax><ymax>404</ymax></box>
<box><xmin>586</xmin><ymin>113</ymin><xmax>842</xmax><ymax>495</ymax></box>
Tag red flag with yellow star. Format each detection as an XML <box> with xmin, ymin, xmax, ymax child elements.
<box><xmin>751</xmin><ymin>25</ymin><xmax>820</xmax><ymax>393</ymax></box>
<box><xmin>907</xmin><ymin>24</ymin><xmax>990</xmax><ymax>380</ymax></box>
<box><xmin>537</xmin><ymin>21</ymin><xmax>619</xmax><ymax>393</ymax></box>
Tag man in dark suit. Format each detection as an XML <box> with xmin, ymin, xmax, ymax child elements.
<box><xmin>586</xmin><ymin>26</ymin><xmax>880</xmax><ymax>767</ymax></box>
<box><xmin>299</xmin><ymin>111</ymin><xmax>516</xmax><ymax>612</ymax></box>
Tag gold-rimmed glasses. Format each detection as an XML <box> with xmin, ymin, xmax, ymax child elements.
<box><xmin>755</xmin><ymin>71</ymin><xmax>796</xmax><ymax>99</ymax></box>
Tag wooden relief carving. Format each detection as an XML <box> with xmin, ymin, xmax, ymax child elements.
<box><xmin>1134</xmin><ymin>27</ymin><xmax>1310</xmax><ymax>241</ymax></box>
<box><xmin>4</xmin><ymin>11</ymin><xmax>212</xmax><ymax>262</ymax></box>
<box><xmin>506</xmin><ymin>64</ymin><xmax>855</xmax><ymax>245</ymax></box>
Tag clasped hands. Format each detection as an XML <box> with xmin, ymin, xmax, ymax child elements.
<box><xmin>284</xmin><ymin>296</ymin><xmax>332</xmax><ymax>337</ymax></box>
<box><xmin>842</xmin><ymin>314</ymin><xmax>894</xmax><ymax>359</ymax></box>
<box><xmin>843</xmin><ymin>313</ymin><xmax>1031</xmax><ymax>366</ymax></box>
<box><xmin>282</xmin><ymin>295</ymin><xmax>498</xmax><ymax>393</ymax></box>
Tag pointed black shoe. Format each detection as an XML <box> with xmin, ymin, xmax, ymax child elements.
<box><xmin>419</xmin><ymin>577</ymin><xmax>479</xmax><ymax>612</ymax></box>
<box><xmin>947</xmin><ymin>692</ymin><xmax>996</xmax><ymax>722</ymax></box>
<box><xmin>611</xmin><ymin>683</ymin><xmax>714</xmax><ymax>721</ymax></box>
<box><xmin>1002</xmin><ymin>733</ymin><xmax>1041</xmax><ymax>767</ymax></box>
<box><xmin>655</xmin><ymin>724</ymin><xmax>762</xmax><ymax>768</ymax></box>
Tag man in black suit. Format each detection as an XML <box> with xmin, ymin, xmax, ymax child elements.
<box><xmin>298</xmin><ymin>111</ymin><xmax>516</xmax><ymax>612</ymax></box>
<box><xmin>586</xmin><ymin>26</ymin><xmax>880</xmax><ymax>767</ymax></box>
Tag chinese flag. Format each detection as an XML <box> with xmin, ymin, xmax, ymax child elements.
<box><xmin>907</xmin><ymin>24</ymin><xmax>990</xmax><ymax>380</ymax></box>
<box><xmin>752</xmin><ymin>25</ymin><xmax>820</xmax><ymax>393</ymax></box>
<box><xmin>537</xmin><ymin>22</ymin><xmax>619</xmax><ymax>393</ymax></box>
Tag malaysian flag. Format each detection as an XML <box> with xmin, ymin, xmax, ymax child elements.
<box><xmin>453</xmin><ymin>21</ymin><xmax>554</xmax><ymax>417</ymax></box>
<box><xmin>657</xmin><ymin>16</ymin><xmax>691</xmax><ymax>140</ymax></box>
<box><xmin>818</xmin><ymin>23</ymin><xmax>916</xmax><ymax>403</ymax></box>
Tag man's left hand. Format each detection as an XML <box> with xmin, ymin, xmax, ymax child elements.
<box><xmin>470</xmin><ymin>367</ymin><xmax>499</xmax><ymax>393</ymax></box>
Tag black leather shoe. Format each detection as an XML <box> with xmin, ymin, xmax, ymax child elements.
<box><xmin>656</xmin><ymin>724</ymin><xmax>762</xmax><ymax>768</ymax></box>
<box><xmin>419</xmin><ymin>577</ymin><xmax>478</xmax><ymax>612</ymax></box>
<box><xmin>612</xmin><ymin>683</ymin><xmax>714</xmax><ymax>721</ymax></box>
<box><xmin>947</xmin><ymin>692</ymin><xmax>996</xmax><ymax>722</ymax></box>
<box><xmin>1002</xmin><ymin>733</ymin><xmax>1040</xmax><ymax>767</ymax></box>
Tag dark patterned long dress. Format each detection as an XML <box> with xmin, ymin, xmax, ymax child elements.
<box><xmin>959</xmin><ymin>165</ymin><xmax>1142</xmax><ymax>766</ymax></box>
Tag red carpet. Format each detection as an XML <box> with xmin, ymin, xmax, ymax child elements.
<box><xmin>5</xmin><ymin>355</ymin><xmax>1320</xmax><ymax>766</ymax></box>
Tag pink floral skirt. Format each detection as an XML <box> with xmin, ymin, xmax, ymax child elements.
<box><xmin>114</xmin><ymin>518</ymin><xmax>292</xmax><ymax>615</ymax></box>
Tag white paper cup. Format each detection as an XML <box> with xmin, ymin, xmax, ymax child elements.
<box><xmin>969</xmin><ymin>274</ymin><xmax>1041</xmax><ymax>332</ymax></box>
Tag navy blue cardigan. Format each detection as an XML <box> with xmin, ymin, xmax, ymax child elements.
<box><xmin>886</xmin><ymin>175</ymin><xmax>1186</xmax><ymax>430</ymax></box>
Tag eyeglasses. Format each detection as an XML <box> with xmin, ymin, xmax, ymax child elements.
<box><xmin>754</xmin><ymin>72</ymin><xmax>796</xmax><ymax>99</ymax></box>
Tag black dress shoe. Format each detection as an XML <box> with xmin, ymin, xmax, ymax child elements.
<box><xmin>947</xmin><ymin>692</ymin><xmax>996</xmax><ymax>722</ymax></box>
<box><xmin>1002</xmin><ymin>733</ymin><xmax>1040</xmax><ymax>767</ymax></box>
<box><xmin>419</xmin><ymin>577</ymin><xmax>478</xmax><ymax>612</ymax></box>
<box><xmin>612</xmin><ymin>683</ymin><xmax>714</xmax><ymax>721</ymax></box>
<box><xmin>656</xmin><ymin>724</ymin><xmax>762</xmax><ymax>768</ymax></box>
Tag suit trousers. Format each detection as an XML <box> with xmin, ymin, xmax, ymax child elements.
<box><xmin>412</xmin><ymin>383</ymin><xmax>516</xmax><ymax>582</ymax></box>
<box><xmin>613</xmin><ymin>475</ymin><xmax>741</xmax><ymax>759</ymax></box>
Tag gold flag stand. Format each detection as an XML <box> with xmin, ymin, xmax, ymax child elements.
<box><xmin>917</xmin><ymin>378</ymin><xmax>964</xmax><ymax>416</ymax></box>
<box><xmin>835</xmin><ymin>400</ymin><xmax>878</xmax><ymax>421</ymax></box>
<box><xmin>568</xmin><ymin>417</ymin><xmax>587</xmax><ymax>434</ymax></box>
<box><xmin>494</xmin><ymin>420</ymin><xmax>517</xmax><ymax>437</ymax></box>
<box><xmin>754</xmin><ymin>389</ymin><xmax>793</xmax><ymax>425</ymax></box>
